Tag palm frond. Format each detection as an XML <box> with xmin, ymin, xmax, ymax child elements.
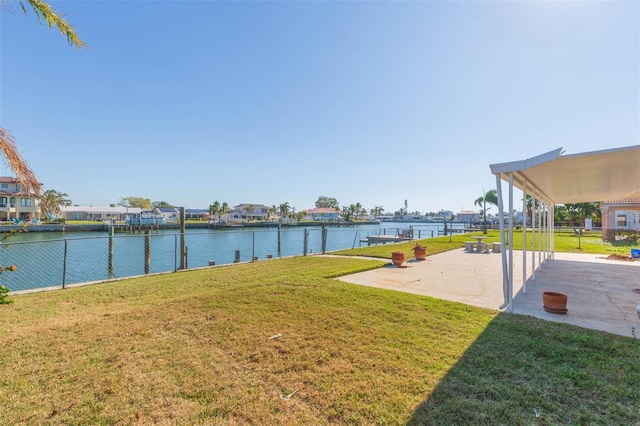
<box><xmin>0</xmin><ymin>127</ymin><xmax>41</xmax><ymax>194</ymax></box>
<box><xmin>22</xmin><ymin>0</ymin><xmax>85</xmax><ymax>48</ymax></box>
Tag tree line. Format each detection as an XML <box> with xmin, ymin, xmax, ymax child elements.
<box><xmin>475</xmin><ymin>189</ymin><xmax>602</xmax><ymax>226</ymax></box>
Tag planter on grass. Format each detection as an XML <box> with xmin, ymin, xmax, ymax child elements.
<box><xmin>542</xmin><ymin>291</ymin><xmax>568</xmax><ymax>314</ymax></box>
<box><xmin>391</xmin><ymin>251</ymin><xmax>406</xmax><ymax>267</ymax></box>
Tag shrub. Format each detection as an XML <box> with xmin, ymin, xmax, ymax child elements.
<box><xmin>0</xmin><ymin>265</ymin><xmax>16</xmax><ymax>304</ymax></box>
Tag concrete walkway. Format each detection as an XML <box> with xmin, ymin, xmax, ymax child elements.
<box><xmin>336</xmin><ymin>249</ymin><xmax>640</xmax><ymax>338</ymax></box>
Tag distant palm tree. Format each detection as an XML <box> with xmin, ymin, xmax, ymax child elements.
<box><xmin>208</xmin><ymin>201</ymin><xmax>220</xmax><ymax>221</ymax></box>
<box><xmin>474</xmin><ymin>189</ymin><xmax>498</xmax><ymax>234</ymax></box>
<box><xmin>525</xmin><ymin>195</ymin><xmax>541</xmax><ymax>226</ymax></box>
<box><xmin>565</xmin><ymin>202</ymin><xmax>601</xmax><ymax>227</ymax></box>
<box><xmin>278</xmin><ymin>202</ymin><xmax>290</xmax><ymax>218</ymax></box>
<box><xmin>220</xmin><ymin>202</ymin><xmax>230</xmax><ymax>223</ymax></box>
<box><xmin>370</xmin><ymin>205</ymin><xmax>384</xmax><ymax>217</ymax></box>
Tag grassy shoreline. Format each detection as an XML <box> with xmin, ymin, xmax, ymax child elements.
<box><xmin>1</xmin><ymin>236</ymin><xmax>638</xmax><ymax>424</ymax></box>
<box><xmin>333</xmin><ymin>229</ymin><xmax>634</xmax><ymax>259</ymax></box>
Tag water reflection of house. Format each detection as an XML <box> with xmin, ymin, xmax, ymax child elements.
<box><xmin>601</xmin><ymin>199</ymin><xmax>640</xmax><ymax>232</ymax></box>
<box><xmin>0</xmin><ymin>176</ymin><xmax>40</xmax><ymax>221</ymax></box>
<box><xmin>303</xmin><ymin>207</ymin><xmax>340</xmax><ymax>221</ymax></box>
<box><xmin>229</xmin><ymin>204</ymin><xmax>270</xmax><ymax>222</ymax></box>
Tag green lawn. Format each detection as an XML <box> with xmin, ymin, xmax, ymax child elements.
<box><xmin>332</xmin><ymin>229</ymin><xmax>634</xmax><ymax>259</ymax></box>
<box><xmin>1</xmin><ymin>249</ymin><xmax>638</xmax><ymax>424</ymax></box>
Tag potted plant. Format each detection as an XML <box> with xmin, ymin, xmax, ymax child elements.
<box><xmin>542</xmin><ymin>291</ymin><xmax>567</xmax><ymax>314</ymax></box>
<box><xmin>412</xmin><ymin>243</ymin><xmax>427</xmax><ymax>260</ymax></box>
<box><xmin>391</xmin><ymin>251</ymin><xmax>406</xmax><ymax>267</ymax></box>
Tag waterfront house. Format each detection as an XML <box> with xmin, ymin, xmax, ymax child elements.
<box><xmin>601</xmin><ymin>199</ymin><xmax>640</xmax><ymax>233</ymax></box>
<box><xmin>229</xmin><ymin>204</ymin><xmax>270</xmax><ymax>222</ymax></box>
<box><xmin>456</xmin><ymin>210</ymin><xmax>481</xmax><ymax>224</ymax></box>
<box><xmin>303</xmin><ymin>207</ymin><xmax>340</xmax><ymax>221</ymax></box>
<box><xmin>185</xmin><ymin>209</ymin><xmax>209</xmax><ymax>220</ymax></box>
<box><xmin>0</xmin><ymin>176</ymin><xmax>40</xmax><ymax>221</ymax></box>
<box><xmin>439</xmin><ymin>210</ymin><xmax>454</xmax><ymax>221</ymax></box>
<box><xmin>63</xmin><ymin>206</ymin><xmax>142</xmax><ymax>222</ymax></box>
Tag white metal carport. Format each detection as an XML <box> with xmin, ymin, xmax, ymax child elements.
<box><xmin>489</xmin><ymin>145</ymin><xmax>640</xmax><ymax>312</ymax></box>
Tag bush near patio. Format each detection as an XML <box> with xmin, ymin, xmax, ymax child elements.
<box><xmin>602</xmin><ymin>229</ymin><xmax>639</xmax><ymax>245</ymax></box>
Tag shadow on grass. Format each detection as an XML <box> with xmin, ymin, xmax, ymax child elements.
<box><xmin>406</xmin><ymin>313</ymin><xmax>640</xmax><ymax>425</ymax></box>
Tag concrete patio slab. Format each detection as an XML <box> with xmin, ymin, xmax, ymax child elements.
<box><xmin>335</xmin><ymin>249</ymin><xmax>640</xmax><ymax>338</ymax></box>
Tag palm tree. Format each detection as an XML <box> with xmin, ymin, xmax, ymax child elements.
<box><xmin>220</xmin><ymin>202</ymin><xmax>230</xmax><ymax>223</ymax></box>
<box><xmin>0</xmin><ymin>128</ymin><xmax>40</xmax><ymax>196</ymax></box>
<box><xmin>208</xmin><ymin>201</ymin><xmax>220</xmax><ymax>222</ymax></box>
<box><xmin>278</xmin><ymin>202</ymin><xmax>290</xmax><ymax>218</ymax></box>
<box><xmin>370</xmin><ymin>205</ymin><xmax>384</xmax><ymax>218</ymax></box>
<box><xmin>565</xmin><ymin>202</ymin><xmax>601</xmax><ymax>227</ymax></box>
<box><xmin>1</xmin><ymin>1</ymin><xmax>85</xmax><ymax>197</ymax></box>
<box><xmin>474</xmin><ymin>189</ymin><xmax>498</xmax><ymax>234</ymax></box>
<box><xmin>525</xmin><ymin>195</ymin><xmax>540</xmax><ymax>226</ymax></box>
<box><xmin>40</xmin><ymin>189</ymin><xmax>71</xmax><ymax>218</ymax></box>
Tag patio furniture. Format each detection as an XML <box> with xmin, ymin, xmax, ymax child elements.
<box><xmin>465</xmin><ymin>241</ymin><xmax>490</xmax><ymax>253</ymax></box>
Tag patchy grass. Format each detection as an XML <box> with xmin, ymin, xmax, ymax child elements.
<box><xmin>1</xmin><ymin>255</ymin><xmax>639</xmax><ymax>424</ymax></box>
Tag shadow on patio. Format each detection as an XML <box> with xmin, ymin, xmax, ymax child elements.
<box><xmin>512</xmin><ymin>255</ymin><xmax>640</xmax><ymax>338</ymax></box>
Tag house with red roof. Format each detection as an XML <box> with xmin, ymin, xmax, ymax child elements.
<box><xmin>0</xmin><ymin>176</ymin><xmax>40</xmax><ymax>221</ymax></box>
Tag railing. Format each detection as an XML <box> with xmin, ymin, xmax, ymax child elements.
<box><xmin>0</xmin><ymin>224</ymin><xmax>466</xmax><ymax>293</ymax></box>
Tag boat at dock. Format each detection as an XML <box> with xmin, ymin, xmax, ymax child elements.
<box><xmin>125</xmin><ymin>213</ymin><xmax>166</xmax><ymax>226</ymax></box>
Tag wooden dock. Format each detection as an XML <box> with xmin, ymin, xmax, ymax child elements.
<box><xmin>360</xmin><ymin>235</ymin><xmax>414</xmax><ymax>246</ymax></box>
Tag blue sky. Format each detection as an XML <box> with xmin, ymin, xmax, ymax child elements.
<box><xmin>1</xmin><ymin>1</ymin><xmax>638</xmax><ymax>214</ymax></box>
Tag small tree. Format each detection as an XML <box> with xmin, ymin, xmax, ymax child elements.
<box><xmin>119</xmin><ymin>196</ymin><xmax>152</xmax><ymax>210</ymax></box>
<box><xmin>315</xmin><ymin>196</ymin><xmax>339</xmax><ymax>210</ymax></box>
<box><xmin>474</xmin><ymin>189</ymin><xmax>498</xmax><ymax>234</ymax></box>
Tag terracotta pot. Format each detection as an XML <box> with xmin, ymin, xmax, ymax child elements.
<box><xmin>542</xmin><ymin>291</ymin><xmax>567</xmax><ymax>311</ymax></box>
<box><xmin>391</xmin><ymin>252</ymin><xmax>406</xmax><ymax>267</ymax></box>
<box><xmin>413</xmin><ymin>247</ymin><xmax>427</xmax><ymax>260</ymax></box>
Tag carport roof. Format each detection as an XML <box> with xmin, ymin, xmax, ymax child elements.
<box><xmin>489</xmin><ymin>145</ymin><xmax>640</xmax><ymax>204</ymax></box>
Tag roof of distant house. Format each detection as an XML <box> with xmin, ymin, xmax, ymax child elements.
<box><xmin>63</xmin><ymin>206</ymin><xmax>143</xmax><ymax>214</ymax></box>
<box><xmin>234</xmin><ymin>203</ymin><xmax>270</xmax><ymax>210</ymax></box>
<box><xmin>603</xmin><ymin>198</ymin><xmax>640</xmax><ymax>205</ymax></box>
<box><xmin>304</xmin><ymin>207</ymin><xmax>340</xmax><ymax>214</ymax></box>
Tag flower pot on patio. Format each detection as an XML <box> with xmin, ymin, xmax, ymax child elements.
<box><xmin>542</xmin><ymin>291</ymin><xmax>567</xmax><ymax>314</ymax></box>
<box><xmin>391</xmin><ymin>251</ymin><xmax>406</xmax><ymax>267</ymax></box>
<box><xmin>412</xmin><ymin>243</ymin><xmax>427</xmax><ymax>260</ymax></box>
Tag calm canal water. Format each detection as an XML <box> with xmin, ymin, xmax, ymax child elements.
<box><xmin>1</xmin><ymin>222</ymin><xmax>462</xmax><ymax>292</ymax></box>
